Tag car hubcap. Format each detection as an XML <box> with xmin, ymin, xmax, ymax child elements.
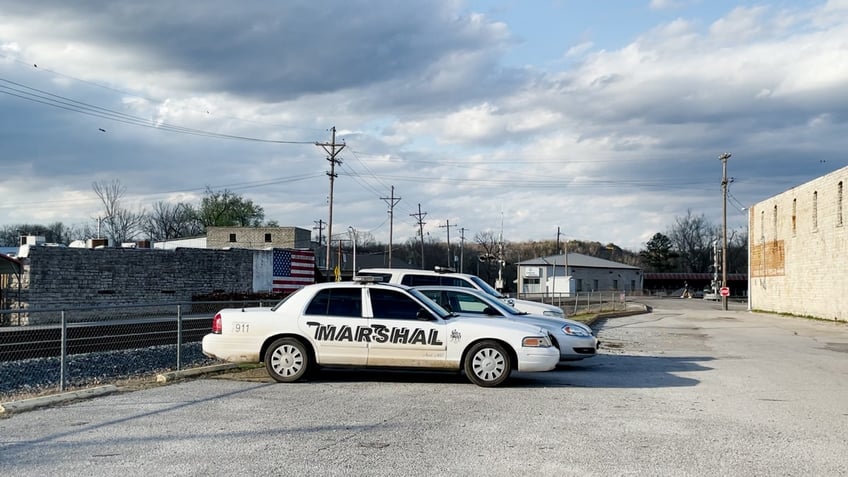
<box><xmin>472</xmin><ymin>348</ymin><xmax>505</xmax><ymax>381</ymax></box>
<box><xmin>272</xmin><ymin>345</ymin><xmax>303</xmax><ymax>377</ymax></box>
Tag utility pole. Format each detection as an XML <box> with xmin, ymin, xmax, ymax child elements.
<box><xmin>719</xmin><ymin>152</ymin><xmax>731</xmax><ymax>311</ymax></box>
<box><xmin>459</xmin><ymin>227</ymin><xmax>468</xmax><ymax>273</ymax></box>
<box><xmin>380</xmin><ymin>185</ymin><xmax>401</xmax><ymax>268</ymax></box>
<box><xmin>439</xmin><ymin>220</ymin><xmax>458</xmax><ymax>268</ymax></box>
<box><xmin>496</xmin><ymin>211</ymin><xmax>504</xmax><ymax>291</ymax></box>
<box><xmin>316</xmin><ymin>127</ymin><xmax>345</xmax><ymax>274</ymax></box>
<box><xmin>313</xmin><ymin>219</ymin><xmax>326</xmax><ymax>268</ymax></box>
<box><xmin>410</xmin><ymin>204</ymin><xmax>427</xmax><ymax>269</ymax></box>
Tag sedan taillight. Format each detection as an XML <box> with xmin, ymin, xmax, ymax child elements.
<box><xmin>212</xmin><ymin>313</ymin><xmax>222</xmax><ymax>334</ymax></box>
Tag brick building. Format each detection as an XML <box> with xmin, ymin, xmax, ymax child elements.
<box><xmin>749</xmin><ymin>165</ymin><xmax>847</xmax><ymax>321</ymax></box>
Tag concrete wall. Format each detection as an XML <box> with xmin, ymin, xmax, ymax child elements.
<box><xmin>206</xmin><ymin>226</ymin><xmax>311</xmax><ymax>250</ymax></box>
<box><xmin>749</xmin><ymin>165</ymin><xmax>848</xmax><ymax>321</ymax></box>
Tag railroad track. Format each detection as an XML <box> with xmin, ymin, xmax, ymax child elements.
<box><xmin>0</xmin><ymin>315</ymin><xmax>213</xmax><ymax>362</ymax></box>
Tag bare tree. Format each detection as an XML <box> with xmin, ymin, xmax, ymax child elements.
<box><xmin>666</xmin><ymin>210</ymin><xmax>719</xmax><ymax>273</ymax></box>
<box><xmin>145</xmin><ymin>201</ymin><xmax>202</xmax><ymax>241</ymax></box>
<box><xmin>92</xmin><ymin>179</ymin><xmax>145</xmax><ymax>243</ymax></box>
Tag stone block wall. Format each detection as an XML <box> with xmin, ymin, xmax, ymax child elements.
<box><xmin>22</xmin><ymin>246</ymin><xmax>255</xmax><ymax>310</ymax></box>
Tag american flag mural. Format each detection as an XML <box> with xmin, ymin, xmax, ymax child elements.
<box><xmin>272</xmin><ymin>249</ymin><xmax>315</xmax><ymax>292</ymax></box>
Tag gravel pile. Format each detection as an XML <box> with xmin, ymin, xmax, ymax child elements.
<box><xmin>0</xmin><ymin>343</ymin><xmax>219</xmax><ymax>401</ymax></box>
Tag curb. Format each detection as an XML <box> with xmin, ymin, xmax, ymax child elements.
<box><xmin>0</xmin><ymin>384</ymin><xmax>118</xmax><ymax>415</ymax></box>
<box><xmin>1</xmin><ymin>363</ymin><xmax>240</xmax><ymax>415</ymax></box>
<box><xmin>587</xmin><ymin>303</ymin><xmax>652</xmax><ymax>327</ymax></box>
<box><xmin>156</xmin><ymin>363</ymin><xmax>239</xmax><ymax>383</ymax></box>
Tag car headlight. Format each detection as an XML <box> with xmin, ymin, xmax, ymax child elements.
<box><xmin>561</xmin><ymin>325</ymin><xmax>591</xmax><ymax>337</ymax></box>
<box><xmin>543</xmin><ymin>310</ymin><xmax>564</xmax><ymax>317</ymax></box>
<box><xmin>522</xmin><ymin>335</ymin><xmax>553</xmax><ymax>347</ymax></box>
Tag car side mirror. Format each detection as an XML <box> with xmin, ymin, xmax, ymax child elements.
<box><xmin>416</xmin><ymin>308</ymin><xmax>433</xmax><ymax>321</ymax></box>
<box><xmin>483</xmin><ymin>306</ymin><xmax>499</xmax><ymax>316</ymax></box>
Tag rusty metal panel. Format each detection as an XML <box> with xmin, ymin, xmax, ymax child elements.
<box><xmin>750</xmin><ymin>240</ymin><xmax>785</xmax><ymax>277</ymax></box>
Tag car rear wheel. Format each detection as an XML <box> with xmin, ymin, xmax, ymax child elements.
<box><xmin>265</xmin><ymin>337</ymin><xmax>310</xmax><ymax>383</ymax></box>
<box><xmin>464</xmin><ymin>340</ymin><xmax>511</xmax><ymax>387</ymax></box>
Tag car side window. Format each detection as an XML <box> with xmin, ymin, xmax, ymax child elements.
<box><xmin>400</xmin><ymin>274</ymin><xmax>440</xmax><ymax>286</ymax></box>
<box><xmin>370</xmin><ymin>289</ymin><xmax>427</xmax><ymax>320</ymax></box>
<box><xmin>449</xmin><ymin>292</ymin><xmax>490</xmax><ymax>314</ymax></box>
<box><xmin>304</xmin><ymin>288</ymin><xmax>362</xmax><ymax>317</ymax></box>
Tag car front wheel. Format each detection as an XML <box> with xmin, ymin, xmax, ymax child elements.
<box><xmin>265</xmin><ymin>337</ymin><xmax>310</xmax><ymax>383</ymax></box>
<box><xmin>464</xmin><ymin>340</ymin><xmax>511</xmax><ymax>387</ymax></box>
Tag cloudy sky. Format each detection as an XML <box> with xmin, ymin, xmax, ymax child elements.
<box><xmin>1</xmin><ymin>0</ymin><xmax>846</xmax><ymax>252</ymax></box>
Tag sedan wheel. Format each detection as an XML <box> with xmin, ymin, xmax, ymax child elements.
<box><xmin>464</xmin><ymin>340</ymin><xmax>511</xmax><ymax>387</ymax></box>
<box><xmin>265</xmin><ymin>337</ymin><xmax>309</xmax><ymax>383</ymax></box>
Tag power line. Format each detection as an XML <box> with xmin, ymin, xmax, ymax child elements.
<box><xmin>0</xmin><ymin>77</ymin><xmax>314</xmax><ymax>144</ymax></box>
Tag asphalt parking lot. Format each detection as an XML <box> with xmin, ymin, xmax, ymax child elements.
<box><xmin>2</xmin><ymin>297</ymin><xmax>847</xmax><ymax>476</ymax></box>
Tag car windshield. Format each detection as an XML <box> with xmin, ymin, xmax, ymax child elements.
<box><xmin>468</xmin><ymin>275</ymin><xmax>508</xmax><ymax>299</ymax></box>
<box><xmin>270</xmin><ymin>288</ymin><xmax>304</xmax><ymax>311</ymax></box>
<box><xmin>407</xmin><ymin>287</ymin><xmax>454</xmax><ymax>319</ymax></box>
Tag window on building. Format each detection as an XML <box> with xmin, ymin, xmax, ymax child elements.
<box><xmin>792</xmin><ymin>198</ymin><xmax>797</xmax><ymax>235</ymax></box>
<box><xmin>838</xmin><ymin>182</ymin><xmax>844</xmax><ymax>227</ymax></box>
<box><xmin>228</xmin><ymin>233</ymin><xmax>236</xmax><ymax>242</ymax></box>
<box><xmin>593</xmin><ymin>279</ymin><xmax>599</xmax><ymax>291</ymax></box>
<box><xmin>773</xmin><ymin>205</ymin><xmax>778</xmax><ymax>239</ymax></box>
<box><xmin>575</xmin><ymin>278</ymin><xmax>583</xmax><ymax>291</ymax></box>
<box><xmin>613</xmin><ymin>279</ymin><xmax>619</xmax><ymax>290</ymax></box>
<box><xmin>760</xmin><ymin>210</ymin><xmax>765</xmax><ymax>242</ymax></box>
<box><xmin>631</xmin><ymin>280</ymin><xmax>636</xmax><ymax>291</ymax></box>
<box><xmin>265</xmin><ymin>233</ymin><xmax>272</xmax><ymax>242</ymax></box>
<box><xmin>813</xmin><ymin>191</ymin><xmax>818</xmax><ymax>231</ymax></box>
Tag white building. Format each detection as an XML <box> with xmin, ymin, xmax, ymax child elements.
<box><xmin>749</xmin><ymin>165</ymin><xmax>847</xmax><ymax>322</ymax></box>
<box><xmin>517</xmin><ymin>253</ymin><xmax>643</xmax><ymax>296</ymax></box>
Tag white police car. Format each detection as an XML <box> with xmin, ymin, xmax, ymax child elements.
<box><xmin>413</xmin><ymin>286</ymin><xmax>599</xmax><ymax>362</ymax></box>
<box><xmin>356</xmin><ymin>267</ymin><xmax>566</xmax><ymax>318</ymax></box>
<box><xmin>201</xmin><ymin>278</ymin><xmax>560</xmax><ymax>387</ymax></box>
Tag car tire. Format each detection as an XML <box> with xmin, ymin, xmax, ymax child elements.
<box><xmin>265</xmin><ymin>337</ymin><xmax>310</xmax><ymax>383</ymax></box>
<box><xmin>463</xmin><ymin>340</ymin><xmax>511</xmax><ymax>387</ymax></box>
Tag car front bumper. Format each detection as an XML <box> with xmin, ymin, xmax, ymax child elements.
<box><xmin>516</xmin><ymin>346</ymin><xmax>560</xmax><ymax>372</ymax></box>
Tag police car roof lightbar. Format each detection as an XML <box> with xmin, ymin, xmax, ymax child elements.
<box><xmin>354</xmin><ymin>275</ymin><xmax>383</xmax><ymax>283</ymax></box>
<box><xmin>433</xmin><ymin>266</ymin><xmax>456</xmax><ymax>273</ymax></box>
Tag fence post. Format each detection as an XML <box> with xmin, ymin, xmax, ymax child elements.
<box><xmin>176</xmin><ymin>304</ymin><xmax>182</xmax><ymax>370</ymax></box>
<box><xmin>60</xmin><ymin>310</ymin><xmax>67</xmax><ymax>392</ymax></box>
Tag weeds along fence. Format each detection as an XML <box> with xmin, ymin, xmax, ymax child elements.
<box><xmin>519</xmin><ymin>291</ymin><xmax>631</xmax><ymax>317</ymax></box>
<box><xmin>0</xmin><ymin>300</ymin><xmax>270</xmax><ymax>402</ymax></box>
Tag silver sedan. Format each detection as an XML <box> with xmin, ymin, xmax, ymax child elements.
<box><xmin>414</xmin><ymin>286</ymin><xmax>599</xmax><ymax>362</ymax></box>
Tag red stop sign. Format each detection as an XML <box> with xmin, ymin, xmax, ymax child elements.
<box><xmin>720</xmin><ymin>287</ymin><xmax>730</xmax><ymax>297</ymax></box>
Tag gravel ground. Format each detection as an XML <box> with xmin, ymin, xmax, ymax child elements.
<box><xmin>0</xmin><ymin>343</ymin><xmax>218</xmax><ymax>401</ymax></box>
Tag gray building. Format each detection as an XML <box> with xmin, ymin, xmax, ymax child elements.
<box><xmin>517</xmin><ymin>253</ymin><xmax>643</xmax><ymax>296</ymax></box>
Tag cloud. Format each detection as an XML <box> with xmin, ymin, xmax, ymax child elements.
<box><xmin>2</xmin><ymin>1</ymin><xmax>847</xmax><ymax>252</ymax></box>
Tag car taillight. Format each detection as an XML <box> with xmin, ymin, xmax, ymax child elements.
<box><xmin>212</xmin><ymin>313</ymin><xmax>222</xmax><ymax>334</ymax></box>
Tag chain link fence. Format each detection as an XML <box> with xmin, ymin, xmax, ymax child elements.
<box><xmin>0</xmin><ymin>300</ymin><xmax>270</xmax><ymax>402</ymax></box>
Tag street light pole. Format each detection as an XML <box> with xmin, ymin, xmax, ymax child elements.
<box><xmin>348</xmin><ymin>226</ymin><xmax>357</xmax><ymax>279</ymax></box>
<box><xmin>719</xmin><ymin>152</ymin><xmax>731</xmax><ymax>311</ymax></box>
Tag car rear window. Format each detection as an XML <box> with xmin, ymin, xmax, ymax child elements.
<box><xmin>305</xmin><ymin>288</ymin><xmax>362</xmax><ymax>317</ymax></box>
